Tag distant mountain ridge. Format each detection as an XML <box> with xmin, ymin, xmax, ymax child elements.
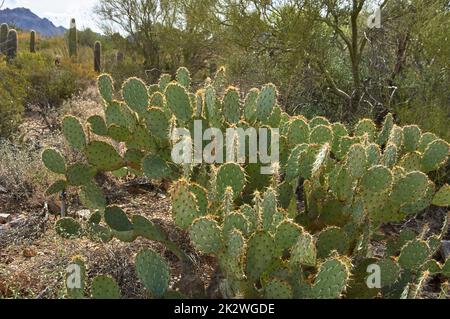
<box><xmin>0</xmin><ymin>7</ymin><xmax>66</xmax><ymax>37</ymax></box>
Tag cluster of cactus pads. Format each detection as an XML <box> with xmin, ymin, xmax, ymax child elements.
<box><xmin>42</xmin><ymin>66</ymin><xmax>450</xmax><ymax>299</ymax></box>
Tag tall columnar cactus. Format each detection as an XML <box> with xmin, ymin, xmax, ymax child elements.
<box><xmin>42</xmin><ymin>67</ymin><xmax>450</xmax><ymax>299</ymax></box>
<box><xmin>94</xmin><ymin>41</ymin><xmax>101</xmax><ymax>73</ymax></box>
<box><xmin>0</xmin><ymin>23</ymin><xmax>8</xmax><ymax>54</ymax></box>
<box><xmin>116</xmin><ymin>51</ymin><xmax>124</xmax><ymax>63</ymax></box>
<box><xmin>30</xmin><ymin>30</ymin><xmax>36</xmax><ymax>53</ymax></box>
<box><xmin>68</xmin><ymin>18</ymin><xmax>78</xmax><ymax>58</ymax></box>
<box><xmin>6</xmin><ymin>29</ymin><xmax>18</xmax><ymax>61</ymax></box>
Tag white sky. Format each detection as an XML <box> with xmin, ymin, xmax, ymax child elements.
<box><xmin>3</xmin><ymin>0</ymin><xmax>101</xmax><ymax>32</ymax></box>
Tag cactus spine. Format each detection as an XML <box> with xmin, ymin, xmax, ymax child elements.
<box><xmin>30</xmin><ymin>30</ymin><xmax>36</xmax><ymax>53</ymax></box>
<box><xmin>0</xmin><ymin>23</ymin><xmax>8</xmax><ymax>54</ymax></box>
<box><xmin>68</xmin><ymin>18</ymin><xmax>78</xmax><ymax>58</ymax></box>
<box><xmin>94</xmin><ymin>41</ymin><xmax>101</xmax><ymax>72</ymax></box>
<box><xmin>6</xmin><ymin>29</ymin><xmax>18</xmax><ymax>61</ymax></box>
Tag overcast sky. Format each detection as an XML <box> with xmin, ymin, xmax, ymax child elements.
<box><xmin>3</xmin><ymin>0</ymin><xmax>101</xmax><ymax>32</ymax></box>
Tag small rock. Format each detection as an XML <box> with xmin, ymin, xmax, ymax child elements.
<box><xmin>0</xmin><ymin>213</ymin><xmax>11</xmax><ymax>224</ymax></box>
<box><xmin>76</xmin><ymin>209</ymin><xmax>91</xmax><ymax>220</ymax></box>
<box><xmin>441</xmin><ymin>240</ymin><xmax>450</xmax><ymax>260</ymax></box>
<box><xmin>0</xmin><ymin>185</ymin><xmax>7</xmax><ymax>193</ymax></box>
<box><xmin>23</xmin><ymin>247</ymin><xmax>37</xmax><ymax>258</ymax></box>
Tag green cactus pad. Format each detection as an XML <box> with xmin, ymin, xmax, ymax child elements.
<box><xmin>226</xmin><ymin>229</ymin><xmax>246</xmax><ymax>258</ymax></box>
<box><xmin>345</xmin><ymin>143</ymin><xmax>367</xmax><ymax>178</ymax></box>
<box><xmin>148</xmin><ymin>84</ymin><xmax>160</xmax><ymax>96</ymax></box>
<box><xmin>142</xmin><ymin>154</ymin><xmax>172</xmax><ymax>180</ymax></box>
<box><xmin>91</xmin><ymin>275</ymin><xmax>121</xmax><ymax>299</ymax></box>
<box><xmin>46</xmin><ymin>180</ymin><xmax>67</xmax><ymax>196</ymax></box>
<box><xmin>337</xmin><ymin>136</ymin><xmax>360</xmax><ymax>160</ymax></box>
<box><xmin>399</xmin><ymin>152</ymin><xmax>422</xmax><ymax>172</ymax></box>
<box><xmin>105</xmin><ymin>101</ymin><xmax>136</xmax><ymax>130</ymax></box>
<box><xmin>165</xmin><ymin>83</ymin><xmax>193</xmax><ymax>122</ymax></box>
<box><xmin>421</xmin><ymin>139</ymin><xmax>449</xmax><ymax>173</ymax></box>
<box><xmin>42</xmin><ymin>149</ymin><xmax>66</xmax><ymax>174</ymax></box>
<box><xmin>223</xmin><ymin>87</ymin><xmax>241</xmax><ymax>124</ymax></box>
<box><xmin>62</xmin><ymin>116</ymin><xmax>86</xmax><ymax>150</ymax></box>
<box><xmin>361</xmin><ymin>165</ymin><xmax>392</xmax><ymax>192</ymax></box>
<box><xmin>398</xmin><ymin>240</ymin><xmax>430</xmax><ymax>271</ymax></box>
<box><xmin>274</xmin><ymin>220</ymin><xmax>302</xmax><ymax>255</ymax></box>
<box><xmin>149</xmin><ymin>92</ymin><xmax>166</xmax><ymax>109</ymax></box>
<box><xmin>316</xmin><ymin>227</ymin><xmax>350</xmax><ymax>259</ymax></box>
<box><xmin>97</xmin><ymin>74</ymin><xmax>114</xmax><ymax>103</ymax></box>
<box><xmin>243</xmin><ymin>88</ymin><xmax>259</xmax><ymax>123</ymax></box>
<box><xmin>399</xmin><ymin>180</ymin><xmax>435</xmax><ymax>215</ymax></box>
<box><xmin>298</xmin><ymin>144</ymin><xmax>321</xmax><ymax>179</ymax></box>
<box><xmin>402</xmin><ymin>125</ymin><xmax>421</xmax><ymax>153</ymax></box>
<box><xmin>377</xmin><ymin>113</ymin><xmax>394</xmax><ymax>146</ymax></box>
<box><xmin>386</xmin><ymin>229</ymin><xmax>417</xmax><ymax>256</ymax></box>
<box><xmin>265</xmin><ymin>278</ymin><xmax>293</xmax><ymax>299</ymax></box>
<box><xmin>122</xmin><ymin>77</ymin><xmax>149</xmax><ymax>116</ymax></box>
<box><xmin>189</xmin><ymin>217</ymin><xmax>223</xmax><ymax>254</ymax></box>
<box><xmin>189</xmin><ymin>183</ymin><xmax>208</xmax><ymax>216</ymax></box>
<box><xmin>432</xmin><ymin>184</ymin><xmax>450</xmax><ymax>206</ymax></box>
<box><xmin>223</xmin><ymin>212</ymin><xmax>250</xmax><ymax>236</ymax></box>
<box><xmin>159</xmin><ymin>74</ymin><xmax>172</xmax><ymax>91</ymax></box>
<box><xmin>145</xmin><ymin>107</ymin><xmax>170</xmax><ymax>140</ymax></box>
<box><xmin>240</xmin><ymin>204</ymin><xmax>258</xmax><ymax>233</ymax></box>
<box><xmin>330</xmin><ymin>166</ymin><xmax>355</xmax><ymax>202</ymax></box>
<box><xmin>86</xmin><ymin>141</ymin><xmax>124</xmax><ymax>171</ymax></box>
<box><xmin>55</xmin><ymin>218</ymin><xmax>83</xmax><ymax>239</ymax></box>
<box><xmin>104</xmin><ymin>206</ymin><xmax>132</xmax><ymax>232</ymax></box>
<box><xmin>124</xmin><ymin>149</ymin><xmax>144</xmax><ymax>169</ymax></box>
<box><xmin>382</xmin><ymin>143</ymin><xmax>398</xmax><ymax>168</ymax></box>
<box><xmin>88</xmin><ymin>115</ymin><xmax>108</xmax><ymax>136</ymax></box>
<box><xmin>354</xmin><ymin>119</ymin><xmax>377</xmax><ymax>142</ymax></box>
<box><xmin>216</xmin><ymin>163</ymin><xmax>246</xmax><ymax>199</ymax></box>
<box><xmin>171</xmin><ymin>179</ymin><xmax>200</xmax><ymax>229</ymax></box>
<box><xmin>310</xmin><ymin>116</ymin><xmax>331</xmax><ymax>128</ymax></box>
<box><xmin>331</xmin><ymin>122</ymin><xmax>348</xmax><ymax>154</ymax></box>
<box><xmin>132</xmin><ymin>215</ymin><xmax>167</xmax><ymax>242</ymax></box>
<box><xmin>377</xmin><ymin>258</ymin><xmax>401</xmax><ymax>288</ymax></box>
<box><xmin>290</xmin><ymin>232</ymin><xmax>317</xmax><ymax>267</ymax></box>
<box><xmin>285</xmin><ymin>144</ymin><xmax>307</xmax><ymax>182</ymax></box>
<box><xmin>256</xmin><ymin>83</ymin><xmax>277</xmax><ymax>121</ymax></box>
<box><xmin>311</xmin><ymin>257</ymin><xmax>349</xmax><ymax>299</ymax></box>
<box><xmin>417</xmin><ymin>132</ymin><xmax>438</xmax><ymax>153</ymax></box>
<box><xmin>66</xmin><ymin>163</ymin><xmax>97</xmax><ymax>186</ymax></box>
<box><xmin>366</xmin><ymin>143</ymin><xmax>381</xmax><ymax>167</ymax></box>
<box><xmin>135</xmin><ymin>249</ymin><xmax>170</xmax><ymax>298</ymax></box>
<box><xmin>287</xmin><ymin>118</ymin><xmax>310</xmax><ymax>146</ymax></box>
<box><xmin>86</xmin><ymin>223</ymin><xmax>112</xmax><ymax>243</ymax></box>
<box><xmin>391</xmin><ymin>171</ymin><xmax>429</xmax><ymax>205</ymax></box>
<box><xmin>176</xmin><ymin>67</ymin><xmax>191</xmax><ymax>88</ymax></box>
<box><xmin>261</xmin><ymin>187</ymin><xmax>277</xmax><ymax>231</ymax></box>
<box><xmin>107</xmin><ymin>124</ymin><xmax>132</xmax><ymax>142</ymax></box>
<box><xmin>310</xmin><ymin>125</ymin><xmax>333</xmax><ymax>145</ymax></box>
<box><xmin>387</xmin><ymin>125</ymin><xmax>404</xmax><ymax>150</ymax></box>
<box><xmin>245</xmin><ymin>232</ymin><xmax>276</xmax><ymax>282</ymax></box>
<box><xmin>79</xmin><ymin>182</ymin><xmax>106</xmax><ymax>211</ymax></box>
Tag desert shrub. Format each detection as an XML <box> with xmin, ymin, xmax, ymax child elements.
<box><xmin>0</xmin><ymin>57</ymin><xmax>27</xmax><ymax>137</ymax></box>
<box><xmin>12</xmin><ymin>52</ymin><xmax>95</xmax><ymax>109</ymax></box>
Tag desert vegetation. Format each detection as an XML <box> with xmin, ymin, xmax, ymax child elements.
<box><xmin>0</xmin><ymin>0</ymin><xmax>448</xmax><ymax>300</ymax></box>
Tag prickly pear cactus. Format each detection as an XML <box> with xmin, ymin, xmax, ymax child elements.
<box><xmin>44</xmin><ymin>67</ymin><xmax>450</xmax><ymax>300</ymax></box>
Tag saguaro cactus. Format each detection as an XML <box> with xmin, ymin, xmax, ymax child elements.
<box><xmin>30</xmin><ymin>30</ymin><xmax>36</xmax><ymax>53</ymax></box>
<box><xmin>94</xmin><ymin>41</ymin><xmax>101</xmax><ymax>72</ymax></box>
<box><xmin>116</xmin><ymin>51</ymin><xmax>124</xmax><ymax>63</ymax></box>
<box><xmin>68</xmin><ymin>18</ymin><xmax>78</xmax><ymax>58</ymax></box>
<box><xmin>0</xmin><ymin>23</ymin><xmax>9</xmax><ymax>54</ymax></box>
<box><xmin>6</xmin><ymin>29</ymin><xmax>18</xmax><ymax>61</ymax></box>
